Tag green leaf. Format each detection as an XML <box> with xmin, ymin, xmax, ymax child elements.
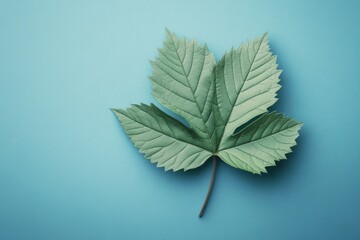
<box><xmin>215</xmin><ymin>33</ymin><xmax>282</xmax><ymax>148</ymax></box>
<box><xmin>218</xmin><ymin>112</ymin><xmax>303</xmax><ymax>174</ymax></box>
<box><xmin>150</xmin><ymin>29</ymin><xmax>216</xmax><ymax>152</ymax></box>
<box><xmin>111</xmin><ymin>30</ymin><xmax>303</xmax><ymax>217</ymax></box>
<box><xmin>112</xmin><ymin>104</ymin><xmax>212</xmax><ymax>171</ymax></box>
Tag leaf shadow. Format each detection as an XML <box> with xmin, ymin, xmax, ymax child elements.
<box><xmin>268</xmin><ymin>40</ymin><xmax>294</xmax><ymax>113</ymax></box>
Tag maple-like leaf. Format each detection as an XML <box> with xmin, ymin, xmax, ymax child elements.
<box><xmin>111</xmin><ymin>30</ymin><xmax>303</xmax><ymax>217</ymax></box>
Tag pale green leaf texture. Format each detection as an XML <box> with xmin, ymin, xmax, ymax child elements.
<box><xmin>150</xmin><ymin>30</ymin><xmax>216</xmax><ymax>152</ymax></box>
<box><xmin>218</xmin><ymin>112</ymin><xmax>302</xmax><ymax>174</ymax></box>
<box><xmin>216</xmin><ymin>33</ymin><xmax>281</xmax><ymax>147</ymax></box>
<box><xmin>113</xmin><ymin>30</ymin><xmax>302</xmax><ymax>174</ymax></box>
<box><xmin>112</xmin><ymin>104</ymin><xmax>212</xmax><ymax>171</ymax></box>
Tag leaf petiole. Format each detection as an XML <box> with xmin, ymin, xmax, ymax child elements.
<box><xmin>199</xmin><ymin>155</ymin><xmax>217</xmax><ymax>218</ymax></box>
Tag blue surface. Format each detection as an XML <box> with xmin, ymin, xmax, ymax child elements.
<box><xmin>1</xmin><ymin>0</ymin><xmax>360</xmax><ymax>239</ymax></box>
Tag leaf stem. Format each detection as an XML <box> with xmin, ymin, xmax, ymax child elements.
<box><xmin>199</xmin><ymin>155</ymin><xmax>217</xmax><ymax>218</ymax></box>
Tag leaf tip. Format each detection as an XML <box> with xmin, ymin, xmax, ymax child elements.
<box><xmin>165</xmin><ymin>27</ymin><xmax>174</xmax><ymax>38</ymax></box>
<box><xmin>110</xmin><ymin>108</ymin><xmax>122</xmax><ymax>114</ymax></box>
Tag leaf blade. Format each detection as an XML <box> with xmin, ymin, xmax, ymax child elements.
<box><xmin>216</xmin><ymin>33</ymin><xmax>281</xmax><ymax>145</ymax></box>
<box><xmin>150</xmin><ymin>30</ymin><xmax>216</xmax><ymax>152</ymax></box>
<box><xmin>218</xmin><ymin>112</ymin><xmax>302</xmax><ymax>174</ymax></box>
<box><xmin>112</xmin><ymin>104</ymin><xmax>212</xmax><ymax>171</ymax></box>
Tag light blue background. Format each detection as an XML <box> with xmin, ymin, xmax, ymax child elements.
<box><xmin>1</xmin><ymin>0</ymin><xmax>359</xmax><ymax>239</ymax></box>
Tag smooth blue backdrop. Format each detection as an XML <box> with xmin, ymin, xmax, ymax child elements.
<box><xmin>1</xmin><ymin>0</ymin><xmax>359</xmax><ymax>239</ymax></box>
